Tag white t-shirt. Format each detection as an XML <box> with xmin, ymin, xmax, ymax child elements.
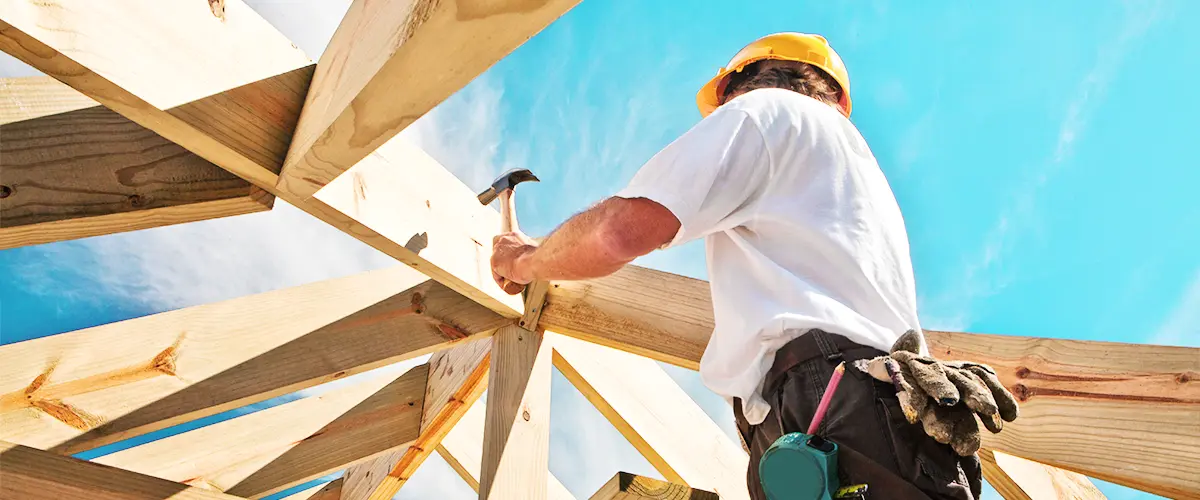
<box><xmin>614</xmin><ymin>88</ymin><xmax>920</xmax><ymax>425</ymax></box>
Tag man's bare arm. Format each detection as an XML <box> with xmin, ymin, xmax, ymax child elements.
<box><xmin>497</xmin><ymin>197</ymin><xmax>679</xmax><ymax>283</ymax></box>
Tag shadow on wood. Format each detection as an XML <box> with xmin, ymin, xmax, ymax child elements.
<box><xmin>589</xmin><ymin>472</ymin><xmax>719</xmax><ymax>500</ymax></box>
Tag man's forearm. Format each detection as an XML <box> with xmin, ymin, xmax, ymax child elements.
<box><xmin>520</xmin><ymin>197</ymin><xmax>679</xmax><ymax>282</ymax></box>
<box><xmin>523</xmin><ymin>203</ymin><xmax>630</xmax><ymax>281</ymax></box>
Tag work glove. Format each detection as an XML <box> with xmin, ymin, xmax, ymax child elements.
<box><xmin>853</xmin><ymin>330</ymin><xmax>1020</xmax><ymax>456</ymax></box>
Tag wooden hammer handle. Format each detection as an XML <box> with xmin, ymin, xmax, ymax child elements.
<box><xmin>496</xmin><ymin>189</ymin><xmax>524</xmax><ymax>294</ymax></box>
<box><xmin>498</xmin><ymin>189</ymin><xmax>519</xmax><ymax>233</ymax></box>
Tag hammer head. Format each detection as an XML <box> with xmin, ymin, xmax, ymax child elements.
<box><xmin>477</xmin><ymin>168</ymin><xmax>540</xmax><ymax>205</ymax></box>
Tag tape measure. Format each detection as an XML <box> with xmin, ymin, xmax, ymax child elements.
<box><xmin>758</xmin><ymin>362</ymin><xmax>867</xmax><ymax>499</ymax></box>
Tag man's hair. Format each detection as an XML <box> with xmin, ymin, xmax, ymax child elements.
<box><xmin>720</xmin><ymin>60</ymin><xmax>843</xmax><ymax>108</ymax></box>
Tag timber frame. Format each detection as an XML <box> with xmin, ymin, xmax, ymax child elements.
<box><xmin>0</xmin><ymin>2</ymin><xmax>1196</xmax><ymax>499</ymax></box>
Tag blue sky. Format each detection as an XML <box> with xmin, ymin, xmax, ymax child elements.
<box><xmin>2</xmin><ymin>0</ymin><xmax>1196</xmax><ymax>498</ymax></box>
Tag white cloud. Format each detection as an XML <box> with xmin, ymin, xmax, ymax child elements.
<box><xmin>14</xmin><ymin>200</ymin><xmax>399</xmax><ymax>311</ymax></box>
<box><xmin>1150</xmin><ymin>269</ymin><xmax>1200</xmax><ymax>347</ymax></box>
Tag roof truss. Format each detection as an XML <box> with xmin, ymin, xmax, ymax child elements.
<box><xmin>0</xmin><ymin>1</ymin><xmax>1195</xmax><ymax>499</ymax></box>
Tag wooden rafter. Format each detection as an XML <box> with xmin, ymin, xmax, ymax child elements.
<box><xmin>344</xmin><ymin>337</ymin><xmax>494</xmax><ymax>500</ymax></box>
<box><xmin>0</xmin><ymin>0</ymin><xmax>312</xmax><ymax>188</ymax></box>
<box><xmin>550</xmin><ymin>333</ymin><xmax>748</xmax><ymax>500</ymax></box>
<box><xmin>0</xmin><ymin>0</ymin><xmax>524</xmax><ymax>316</ymax></box>
<box><xmin>540</xmin><ymin>265</ymin><xmax>1200</xmax><ymax>499</ymax></box>
<box><xmin>0</xmin><ymin>441</ymin><xmax>241</xmax><ymax>499</ymax></box>
<box><xmin>928</xmin><ymin>331</ymin><xmax>1199</xmax><ymax>498</ymax></box>
<box><xmin>1</xmin><ymin>77</ymin><xmax>271</xmax><ymax>249</ymax></box>
<box><xmin>479</xmin><ymin>324</ymin><xmax>553</xmax><ymax>500</ymax></box>
<box><xmin>979</xmin><ymin>449</ymin><xmax>1106</xmax><ymax>500</ymax></box>
<box><xmin>0</xmin><ymin>266</ymin><xmax>504</xmax><ymax>453</ymax></box>
<box><xmin>541</xmin><ymin>266</ymin><xmax>712</xmax><ymax>369</ymax></box>
<box><xmin>437</xmin><ymin>397</ymin><xmax>575</xmax><ymax>499</ymax></box>
<box><xmin>310</xmin><ymin>139</ymin><xmax>524</xmax><ymax>316</ymax></box>
<box><xmin>93</xmin><ymin>365</ymin><xmax>427</xmax><ymax>499</ymax></box>
<box><xmin>588</xmin><ymin>472</ymin><xmax>718</xmax><ymax>500</ymax></box>
<box><xmin>277</xmin><ymin>0</ymin><xmax>583</xmax><ymax>198</ymax></box>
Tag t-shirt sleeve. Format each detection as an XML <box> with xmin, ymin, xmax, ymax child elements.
<box><xmin>613</xmin><ymin>106</ymin><xmax>771</xmax><ymax>248</ymax></box>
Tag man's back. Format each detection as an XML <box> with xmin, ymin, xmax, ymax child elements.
<box><xmin>616</xmin><ymin>87</ymin><xmax>920</xmax><ymax>424</ymax></box>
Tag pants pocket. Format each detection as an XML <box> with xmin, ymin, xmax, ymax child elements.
<box><xmin>876</xmin><ymin>395</ymin><xmax>980</xmax><ymax>500</ymax></box>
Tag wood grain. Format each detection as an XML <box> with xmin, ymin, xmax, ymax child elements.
<box><xmin>278</xmin><ymin>0</ymin><xmax>583</xmax><ymax>198</ymax></box>
<box><xmin>550</xmin><ymin>334</ymin><xmax>748</xmax><ymax>500</ymax></box>
<box><xmin>436</xmin><ymin>398</ymin><xmax>575</xmax><ymax>499</ymax></box>
<box><xmin>542</xmin><ymin>265</ymin><xmax>1200</xmax><ymax>498</ymax></box>
<box><xmin>0</xmin><ymin>0</ymin><xmax>312</xmax><ymax>187</ymax></box>
<box><xmin>0</xmin><ymin>76</ymin><xmax>98</xmax><ymax>122</ymax></box>
<box><xmin>927</xmin><ymin>331</ymin><xmax>1199</xmax><ymax>498</ymax></box>
<box><xmin>347</xmin><ymin>336</ymin><xmax>495</xmax><ymax>500</ymax></box>
<box><xmin>479</xmin><ymin>324</ymin><xmax>553</xmax><ymax>500</ymax></box>
<box><xmin>313</xmin><ymin>138</ymin><xmax>525</xmax><ymax>318</ymax></box>
<box><xmin>0</xmin><ymin>4</ymin><xmax>526</xmax><ymax>319</ymax></box>
<box><xmin>588</xmin><ymin>472</ymin><xmax>718</xmax><ymax>500</ymax></box>
<box><xmin>0</xmin><ymin>441</ymin><xmax>241</xmax><ymax>499</ymax></box>
<box><xmin>542</xmin><ymin>266</ymin><xmax>714</xmax><ymax>369</ymax></box>
<box><xmin>95</xmin><ymin>365</ymin><xmax>426</xmax><ymax>498</ymax></box>
<box><xmin>1</xmin><ymin>78</ymin><xmax>270</xmax><ymax>249</ymax></box>
<box><xmin>0</xmin><ymin>266</ymin><xmax>505</xmax><ymax>454</ymax></box>
<box><xmin>979</xmin><ymin>448</ymin><xmax>1106</xmax><ymax>500</ymax></box>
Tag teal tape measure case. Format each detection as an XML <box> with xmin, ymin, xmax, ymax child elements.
<box><xmin>758</xmin><ymin>432</ymin><xmax>839</xmax><ymax>500</ymax></box>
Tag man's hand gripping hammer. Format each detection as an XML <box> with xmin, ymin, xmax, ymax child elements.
<box><xmin>477</xmin><ymin>168</ymin><xmax>540</xmax><ymax>294</ymax></box>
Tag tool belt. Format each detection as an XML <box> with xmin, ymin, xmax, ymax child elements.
<box><xmin>763</xmin><ymin>329</ymin><xmax>884</xmax><ymax>400</ymax></box>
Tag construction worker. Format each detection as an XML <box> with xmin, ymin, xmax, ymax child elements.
<box><xmin>491</xmin><ymin>33</ymin><xmax>1018</xmax><ymax>499</ymax></box>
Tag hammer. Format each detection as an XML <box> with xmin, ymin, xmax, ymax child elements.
<box><xmin>477</xmin><ymin>168</ymin><xmax>540</xmax><ymax>292</ymax></box>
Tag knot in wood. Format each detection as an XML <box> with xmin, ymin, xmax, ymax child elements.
<box><xmin>1013</xmin><ymin>383</ymin><xmax>1030</xmax><ymax>402</ymax></box>
<box><xmin>0</xmin><ymin>185</ymin><xmax>11</xmax><ymax>198</ymax></box>
<box><xmin>128</xmin><ymin>194</ymin><xmax>146</xmax><ymax>207</ymax></box>
<box><xmin>522</xmin><ymin>409</ymin><xmax>531</xmax><ymax>421</ymax></box>
<box><xmin>411</xmin><ymin>292</ymin><xmax>426</xmax><ymax>314</ymax></box>
<box><xmin>1015</xmin><ymin>366</ymin><xmax>1030</xmax><ymax>378</ymax></box>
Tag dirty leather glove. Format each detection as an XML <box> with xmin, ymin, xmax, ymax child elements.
<box><xmin>853</xmin><ymin>330</ymin><xmax>1020</xmax><ymax>456</ymax></box>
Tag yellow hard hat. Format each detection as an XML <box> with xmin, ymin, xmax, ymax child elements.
<box><xmin>696</xmin><ymin>32</ymin><xmax>852</xmax><ymax>118</ymax></box>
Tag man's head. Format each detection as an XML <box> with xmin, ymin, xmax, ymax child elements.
<box><xmin>695</xmin><ymin>32</ymin><xmax>852</xmax><ymax>118</ymax></box>
<box><xmin>719</xmin><ymin>59</ymin><xmax>844</xmax><ymax>111</ymax></box>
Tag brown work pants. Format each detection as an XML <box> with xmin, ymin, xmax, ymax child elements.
<box><xmin>734</xmin><ymin>330</ymin><xmax>982</xmax><ymax>500</ymax></box>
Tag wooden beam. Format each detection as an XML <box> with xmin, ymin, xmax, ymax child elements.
<box><xmin>1</xmin><ymin>77</ymin><xmax>271</xmax><ymax>249</ymax></box>
<box><xmin>479</xmin><ymin>324</ymin><xmax>553</xmax><ymax>500</ymax></box>
<box><xmin>277</xmin><ymin>0</ymin><xmax>582</xmax><ymax>198</ymax></box>
<box><xmin>588</xmin><ymin>472</ymin><xmax>718</xmax><ymax>500</ymax></box>
<box><xmin>436</xmin><ymin>397</ymin><xmax>574</xmax><ymax>499</ymax></box>
<box><xmin>310</xmin><ymin>139</ymin><xmax>524</xmax><ymax>317</ymax></box>
<box><xmin>94</xmin><ymin>365</ymin><xmax>427</xmax><ymax>499</ymax></box>
<box><xmin>0</xmin><ymin>75</ymin><xmax>98</xmax><ymax>121</ymax></box>
<box><xmin>343</xmin><ymin>337</ymin><xmax>494</xmax><ymax>500</ymax></box>
<box><xmin>541</xmin><ymin>266</ymin><xmax>714</xmax><ymax>369</ymax></box>
<box><xmin>0</xmin><ymin>441</ymin><xmax>241</xmax><ymax>499</ymax></box>
<box><xmin>541</xmin><ymin>265</ymin><xmax>1200</xmax><ymax>498</ymax></box>
<box><xmin>927</xmin><ymin>331</ymin><xmax>1199</xmax><ymax>498</ymax></box>
<box><xmin>0</xmin><ymin>0</ymin><xmax>313</xmax><ymax>187</ymax></box>
<box><xmin>979</xmin><ymin>448</ymin><xmax>1105</xmax><ymax>500</ymax></box>
<box><xmin>0</xmin><ymin>2</ymin><xmax>526</xmax><ymax>317</ymax></box>
<box><xmin>550</xmin><ymin>333</ymin><xmax>748</xmax><ymax>500</ymax></box>
<box><xmin>0</xmin><ymin>266</ymin><xmax>505</xmax><ymax>454</ymax></box>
